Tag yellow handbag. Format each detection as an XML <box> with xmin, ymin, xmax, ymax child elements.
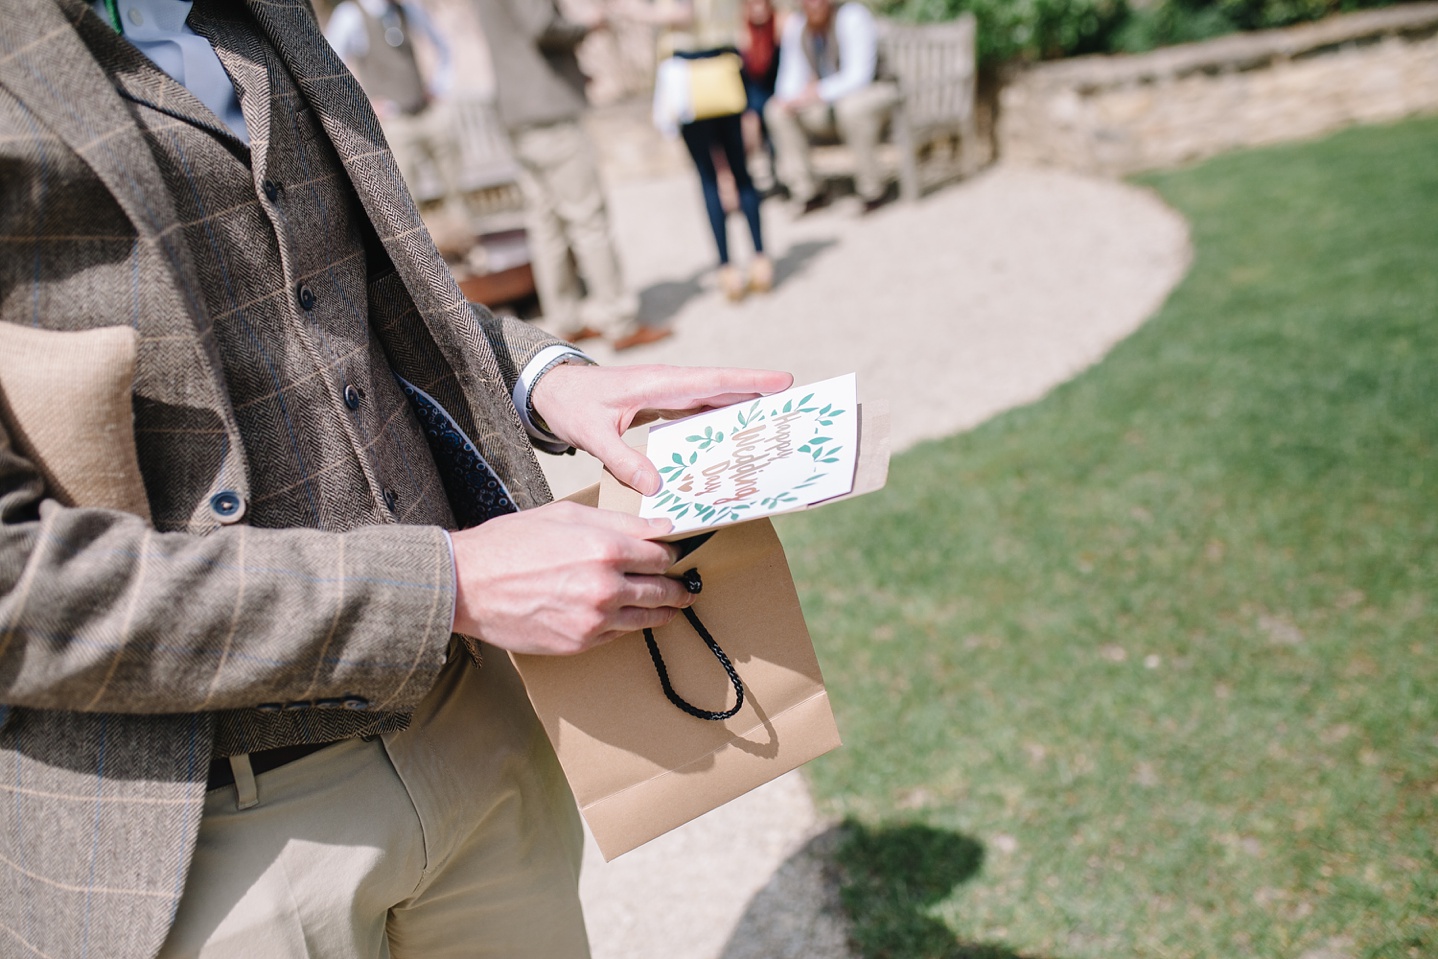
<box><xmin>686</xmin><ymin>52</ymin><xmax>747</xmax><ymax>120</ymax></box>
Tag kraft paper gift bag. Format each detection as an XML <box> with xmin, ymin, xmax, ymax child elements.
<box><xmin>511</xmin><ymin>400</ymin><xmax>889</xmax><ymax>860</ymax></box>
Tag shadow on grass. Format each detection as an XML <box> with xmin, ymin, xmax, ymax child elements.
<box><xmin>839</xmin><ymin>820</ymin><xmax>1057</xmax><ymax>959</ymax></box>
<box><xmin>635</xmin><ymin>238</ymin><xmax>837</xmax><ymax>327</ymax></box>
<box><xmin>718</xmin><ymin>820</ymin><xmax>1060</xmax><ymax>959</ymax></box>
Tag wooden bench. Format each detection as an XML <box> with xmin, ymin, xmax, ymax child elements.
<box><xmin>407</xmin><ymin>95</ymin><xmax>528</xmax><ymax>236</ymax></box>
<box><xmin>881</xmin><ymin>13</ymin><xmax>979</xmax><ymax>201</ymax></box>
<box><xmin>404</xmin><ymin>96</ymin><xmax>537</xmax><ymax>308</ymax></box>
<box><xmin>808</xmin><ymin>14</ymin><xmax>979</xmax><ymax>202</ymax></box>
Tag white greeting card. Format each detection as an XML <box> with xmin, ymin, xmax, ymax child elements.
<box><xmin>639</xmin><ymin>374</ymin><xmax>860</xmax><ymax>534</ymax></box>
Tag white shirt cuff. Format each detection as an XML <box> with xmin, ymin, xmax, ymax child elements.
<box><xmin>512</xmin><ymin>344</ymin><xmax>596</xmax><ymax>451</ymax></box>
<box><xmin>442</xmin><ymin>528</ymin><xmax>458</xmax><ymax>633</ymax></box>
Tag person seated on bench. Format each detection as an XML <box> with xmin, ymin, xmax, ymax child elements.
<box><xmin>765</xmin><ymin>0</ymin><xmax>899</xmax><ymax>214</ymax></box>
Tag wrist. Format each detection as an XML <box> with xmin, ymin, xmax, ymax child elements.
<box><xmin>513</xmin><ymin>346</ymin><xmax>596</xmax><ymax>453</ymax></box>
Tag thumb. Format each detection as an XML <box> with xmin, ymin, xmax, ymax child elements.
<box><xmin>590</xmin><ymin>437</ymin><xmax>663</xmax><ymax>496</ymax></box>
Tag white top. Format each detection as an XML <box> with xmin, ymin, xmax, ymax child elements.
<box><xmin>773</xmin><ymin>2</ymin><xmax>879</xmax><ymax>104</ymax></box>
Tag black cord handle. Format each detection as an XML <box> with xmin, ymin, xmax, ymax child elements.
<box><xmin>643</xmin><ymin>569</ymin><xmax>746</xmax><ymax>721</ymax></box>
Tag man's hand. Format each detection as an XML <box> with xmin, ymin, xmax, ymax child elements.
<box><xmin>530</xmin><ymin>364</ymin><xmax>794</xmax><ymax>495</ymax></box>
<box><xmin>450</xmin><ymin>502</ymin><xmax>690</xmax><ymax>655</ymax></box>
<box><xmin>777</xmin><ymin>82</ymin><xmax>823</xmax><ymax>113</ymax></box>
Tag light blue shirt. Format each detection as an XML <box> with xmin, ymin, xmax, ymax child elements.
<box><xmin>92</xmin><ymin>0</ymin><xmax>250</xmax><ymax>143</ymax></box>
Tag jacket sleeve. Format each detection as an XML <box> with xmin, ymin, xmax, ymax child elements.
<box><xmin>0</xmin><ymin>419</ymin><xmax>456</xmax><ymax>716</ymax></box>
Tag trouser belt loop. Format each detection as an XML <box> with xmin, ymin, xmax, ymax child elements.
<box><xmin>230</xmin><ymin>753</ymin><xmax>259</xmax><ymax>811</ymax></box>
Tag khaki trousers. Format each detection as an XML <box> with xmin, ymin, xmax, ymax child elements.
<box><xmin>511</xmin><ymin>120</ymin><xmax>638</xmax><ymax>339</ymax></box>
<box><xmin>158</xmin><ymin>650</ymin><xmax>590</xmax><ymax>959</ymax></box>
<box><xmin>764</xmin><ymin>81</ymin><xmax>900</xmax><ymax>203</ymax></box>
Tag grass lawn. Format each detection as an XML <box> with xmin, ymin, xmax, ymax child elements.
<box><xmin>778</xmin><ymin>115</ymin><xmax>1438</xmax><ymax>958</ymax></box>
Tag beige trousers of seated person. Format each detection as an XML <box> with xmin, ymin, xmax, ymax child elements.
<box><xmin>765</xmin><ymin>81</ymin><xmax>900</xmax><ymax>203</ymax></box>
<box><xmin>158</xmin><ymin>650</ymin><xmax>589</xmax><ymax>959</ymax></box>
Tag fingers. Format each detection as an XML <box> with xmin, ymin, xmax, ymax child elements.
<box><xmin>545</xmin><ymin>499</ymin><xmax>671</xmax><ymax>540</ymax></box>
<box><xmin>559</xmin><ymin>575</ymin><xmax>697</xmax><ymax>652</ymax></box>
<box><xmin>600</xmin><ymin>595</ymin><xmax>690</xmax><ymax>643</ymax></box>
<box><xmin>619</xmin><ymin>366</ymin><xmax>793</xmax><ymax>414</ymax></box>
<box><xmin>621</xmin><ymin>572</ymin><xmax>696</xmax><ymax>610</ymax></box>
<box><xmin>592</xmin><ymin>437</ymin><xmax>664</xmax><ymax>496</ymax></box>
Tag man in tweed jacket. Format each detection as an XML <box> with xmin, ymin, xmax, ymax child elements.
<box><xmin>0</xmin><ymin>1</ymin><xmax>789</xmax><ymax>957</ymax></box>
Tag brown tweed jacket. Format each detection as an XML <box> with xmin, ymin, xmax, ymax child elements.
<box><xmin>0</xmin><ymin>1</ymin><xmax>565</xmax><ymax>956</ymax></box>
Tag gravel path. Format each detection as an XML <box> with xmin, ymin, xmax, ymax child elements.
<box><xmin>531</xmin><ymin>163</ymin><xmax>1193</xmax><ymax>959</ymax></box>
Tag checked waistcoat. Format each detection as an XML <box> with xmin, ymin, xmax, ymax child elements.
<box><xmin>176</xmin><ymin>2</ymin><xmax>461</xmax><ymax>755</ymax></box>
<box><xmin>0</xmin><ymin>1</ymin><xmax>567</xmax><ymax>956</ymax></box>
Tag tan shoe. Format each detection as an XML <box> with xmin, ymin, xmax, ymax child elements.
<box><xmin>560</xmin><ymin>325</ymin><xmax>604</xmax><ymax>344</ymax></box>
<box><xmin>719</xmin><ymin>265</ymin><xmax>746</xmax><ymax>303</ymax></box>
<box><xmin>611</xmin><ymin>326</ymin><xmax>674</xmax><ymax>351</ymax></box>
<box><xmin>748</xmin><ymin>255</ymin><xmax>774</xmax><ymax>294</ymax></box>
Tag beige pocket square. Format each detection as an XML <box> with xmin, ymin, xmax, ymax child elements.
<box><xmin>0</xmin><ymin>324</ymin><xmax>151</xmax><ymax>521</ymax></box>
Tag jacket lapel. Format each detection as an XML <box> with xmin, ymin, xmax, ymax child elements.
<box><xmin>89</xmin><ymin>17</ymin><xmax>245</xmax><ymax>149</ymax></box>
<box><xmin>192</xmin><ymin>2</ymin><xmax>277</xmax><ymax>190</ymax></box>
<box><xmin>240</xmin><ymin>0</ymin><xmax>506</xmax><ymax>397</ymax></box>
<box><xmin>0</xmin><ymin>1</ymin><xmax>187</xmax><ymax>265</ymax></box>
<box><xmin>0</xmin><ymin>0</ymin><xmax>251</xmax><ymax>505</ymax></box>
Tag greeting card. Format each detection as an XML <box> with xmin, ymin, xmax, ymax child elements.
<box><xmin>638</xmin><ymin>373</ymin><xmax>860</xmax><ymax>534</ymax></box>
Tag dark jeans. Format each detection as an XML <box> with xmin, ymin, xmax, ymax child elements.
<box><xmin>680</xmin><ymin>113</ymin><xmax>764</xmax><ymax>267</ymax></box>
<box><xmin>745</xmin><ymin>76</ymin><xmax>776</xmax><ymax>159</ymax></box>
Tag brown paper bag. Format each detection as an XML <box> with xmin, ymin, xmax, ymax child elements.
<box><xmin>511</xmin><ymin>402</ymin><xmax>890</xmax><ymax>860</ymax></box>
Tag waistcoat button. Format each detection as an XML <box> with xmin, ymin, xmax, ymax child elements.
<box><xmin>297</xmin><ymin>282</ymin><xmax>316</xmax><ymax>311</ymax></box>
<box><xmin>383</xmin><ymin>488</ymin><xmax>398</xmax><ymax>513</ymax></box>
<box><xmin>263</xmin><ymin>179</ymin><xmax>280</xmax><ymax>201</ymax></box>
<box><xmin>209</xmin><ymin>490</ymin><xmax>247</xmax><ymax>524</ymax></box>
<box><xmin>343</xmin><ymin>384</ymin><xmax>361</xmax><ymax>410</ymax></box>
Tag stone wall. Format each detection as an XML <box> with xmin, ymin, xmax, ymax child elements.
<box><xmin>997</xmin><ymin>3</ymin><xmax>1438</xmax><ymax>175</ymax></box>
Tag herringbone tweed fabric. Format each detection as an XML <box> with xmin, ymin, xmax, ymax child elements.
<box><xmin>0</xmin><ymin>1</ymin><xmax>566</xmax><ymax>956</ymax></box>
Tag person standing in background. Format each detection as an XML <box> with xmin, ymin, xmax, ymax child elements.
<box><xmin>470</xmin><ymin>0</ymin><xmax>657</xmax><ymax>349</ymax></box>
<box><xmin>622</xmin><ymin>0</ymin><xmax>773</xmax><ymax>303</ymax></box>
<box><xmin>766</xmin><ymin>0</ymin><xmax>899</xmax><ymax>214</ymax></box>
<box><xmin>325</xmin><ymin>0</ymin><xmax>473</xmax><ymax>255</ymax></box>
<box><xmin>739</xmin><ymin>0</ymin><xmax>782</xmax><ymax>190</ymax></box>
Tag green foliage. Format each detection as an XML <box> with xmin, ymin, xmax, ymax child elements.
<box><xmin>781</xmin><ymin>116</ymin><xmax>1438</xmax><ymax>957</ymax></box>
<box><xmin>876</xmin><ymin>0</ymin><xmax>1416</xmax><ymax>64</ymax></box>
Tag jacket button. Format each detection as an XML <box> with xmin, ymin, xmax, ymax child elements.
<box><xmin>343</xmin><ymin>384</ymin><xmax>361</xmax><ymax>410</ymax></box>
<box><xmin>297</xmin><ymin>282</ymin><xmax>316</xmax><ymax>311</ymax></box>
<box><xmin>209</xmin><ymin>490</ymin><xmax>246</xmax><ymax>524</ymax></box>
<box><xmin>314</xmin><ymin>698</ymin><xmax>344</xmax><ymax>710</ymax></box>
<box><xmin>256</xmin><ymin>703</ymin><xmax>282</xmax><ymax>713</ymax></box>
<box><xmin>342</xmin><ymin>697</ymin><xmax>369</xmax><ymax>710</ymax></box>
<box><xmin>281</xmin><ymin>700</ymin><xmax>311</xmax><ymax>711</ymax></box>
